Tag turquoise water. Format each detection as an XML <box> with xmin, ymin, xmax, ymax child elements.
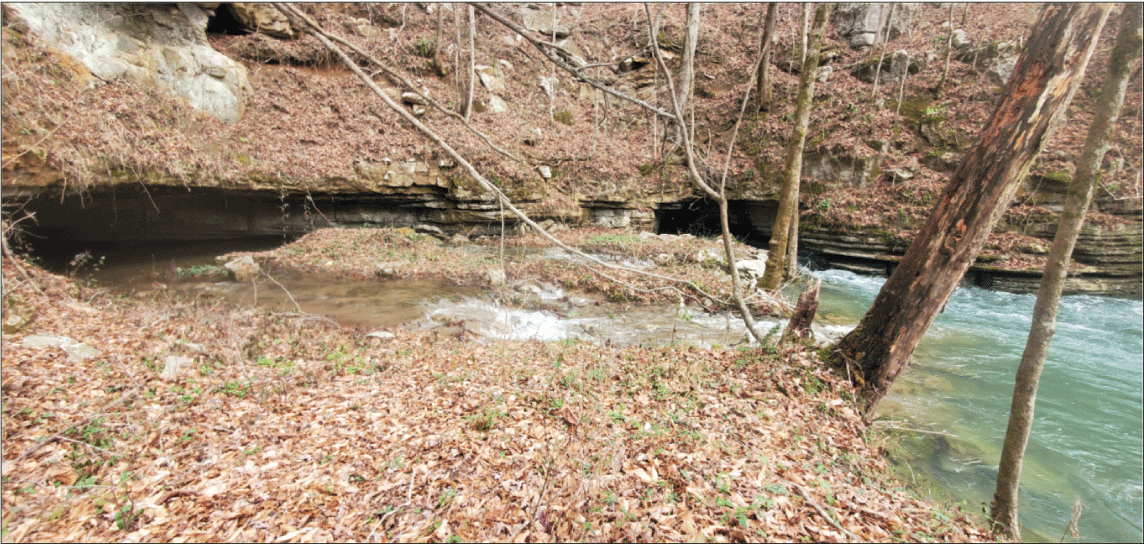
<box><xmin>810</xmin><ymin>269</ymin><xmax>1143</xmax><ymax>543</ymax></box>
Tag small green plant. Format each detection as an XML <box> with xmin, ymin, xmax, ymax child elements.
<box><xmin>468</xmin><ymin>406</ymin><xmax>503</xmax><ymax>432</ymax></box>
<box><xmin>114</xmin><ymin>497</ymin><xmax>139</xmax><ymax>531</ymax></box>
<box><xmin>553</xmin><ymin>109</ymin><xmax>574</xmax><ymax>125</ymax></box>
<box><xmin>177</xmin><ymin>264</ymin><xmax>226</xmax><ymax>280</ymax></box>
<box><xmin>416</xmin><ymin>36</ymin><xmax>435</xmax><ymax>58</ymax></box>
<box><xmin>214</xmin><ymin>381</ymin><xmax>251</xmax><ymax>398</ymax></box>
<box><xmin>438</xmin><ymin>487</ymin><xmax>458</xmax><ymax>508</ymax></box>
<box><xmin>816</xmin><ymin>198</ymin><xmax>834</xmax><ymax>212</ymax></box>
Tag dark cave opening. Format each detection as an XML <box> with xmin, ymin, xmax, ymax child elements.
<box><xmin>655</xmin><ymin>199</ymin><xmax>777</xmax><ymax>249</ymax></box>
<box><xmin>205</xmin><ymin>4</ymin><xmax>250</xmax><ymax>36</ymax></box>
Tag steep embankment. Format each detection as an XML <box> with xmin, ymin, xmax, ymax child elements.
<box><xmin>1</xmin><ymin>3</ymin><xmax>1140</xmax><ymax>294</ymax></box>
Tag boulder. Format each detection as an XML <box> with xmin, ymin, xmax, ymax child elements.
<box><xmin>2</xmin><ymin>294</ymin><xmax>36</xmax><ymax>334</ymax></box>
<box><xmin>737</xmin><ymin>259</ymin><xmax>768</xmax><ymax>278</ymax></box>
<box><xmin>349</xmin><ymin>17</ymin><xmax>382</xmax><ymax>39</ymax></box>
<box><xmin>957</xmin><ymin>40</ymin><xmax>1021</xmax><ymax>87</ymax></box>
<box><xmin>4</xmin><ymin>3</ymin><xmax>252</xmax><ymax>123</ymax></box>
<box><xmin>475</xmin><ymin>65</ymin><xmax>506</xmax><ymax>94</ymax></box>
<box><xmin>22</xmin><ymin>334</ymin><xmax>102</xmax><ymax>363</ymax></box>
<box><xmin>160</xmin><ymin>355</ymin><xmax>192</xmax><ymax>381</ymax></box>
<box><xmin>487</xmin><ymin>94</ymin><xmax>508</xmax><ymax>113</ymax></box>
<box><xmin>401</xmin><ymin>91</ymin><xmax>428</xmax><ymax>106</ymax></box>
<box><xmin>414</xmin><ymin>224</ymin><xmax>447</xmax><ymax>239</ymax></box>
<box><xmin>229</xmin><ymin>3</ymin><xmax>296</xmax><ymax>39</ymax></box>
<box><xmin>223</xmin><ymin>255</ymin><xmax>260</xmax><ymax>282</ymax></box>
<box><xmin>486</xmin><ymin>268</ymin><xmax>507</xmax><ymax>287</ymax></box>
<box><xmin>832</xmin><ymin>3</ymin><xmax>916</xmax><ymax>50</ymax></box>
<box><xmin>950</xmin><ymin>29</ymin><xmax>969</xmax><ymax>49</ymax></box>
<box><xmin>521</xmin><ymin>4</ymin><xmax>571</xmax><ymax>38</ymax></box>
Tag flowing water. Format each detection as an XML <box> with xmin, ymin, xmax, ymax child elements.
<box><xmin>811</xmin><ymin>268</ymin><xmax>1143</xmax><ymax>543</ymax></box>
<box><xmin>77</xmin><ymin>244</ymin><xmax>1142</xmax><ymax>542</ymax></box>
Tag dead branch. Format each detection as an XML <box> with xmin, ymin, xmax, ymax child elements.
<box><xmin>643</xmin><ymin>3</ymin><xmax>769</xmax><ymax>345</ymax></box>
<box><xmin>282</xmin><ymin>5</ymin><xmax>523</xmax><ymax>164</ymax></box>
<box><xmin>470</xmin><ymin>3</ymin><xmax>676</xmax><ymax>120</ymax></box>
<box><xmin>272</xmin><ymin>2</ymin><xmax>732</xmax><ymax>310</ymax></box>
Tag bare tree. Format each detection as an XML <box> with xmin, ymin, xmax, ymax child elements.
<box><xmin>761</xmin><ymin>3</ymin><xmax>832</xmax><ymax>291</ymax></box>
<box><xmin>272</xmin><ymin>3</ymin><xmax>784</xmax><ymax>346</ymax></box>
<box><xmin>830</xmin><ymin>4</ymin><xmax>1112</xmax><ymax>415</ymax></box>
<box><xmin>755</xmin><ymin>3</ymin><xmax>779</xmax><ymax>111</ymax></box>
<box><xmin>991</xmin><ymin>4</ymin><xmax>1141</xmax><ymax>539</ymax></box>
<box><xmin>675</xmin><ymin>3</ymin><xmax>701</xmax><ymax>118</ymax></box>
<box><xmin>871</xmin><ymin>3</ymin><xmax>896</xmax><ymax>103</ymax></box>
<box><xmin>465</xmin><ymin>4</ymin><xmax>476</xmax><ymax>123</ymax></box>
<box><xmin>937</xmin><ymin>3</ymin><xmax>955</xmax><ymax>93</ymax></box>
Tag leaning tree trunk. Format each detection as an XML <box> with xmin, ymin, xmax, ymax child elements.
<box><xmin>832</xmin><ymin>3</ymin><xmax>1112</xmax><ymax>415</ymax></box>
<box><xmin>991</xmin><ymin>4</ymin><xmax>1140</xmax><ymax>539</ymax></box>
<box><xmin>761</xmin><ymin>3</ymin><xmax>831</xmax><ymax>291</ymax></box>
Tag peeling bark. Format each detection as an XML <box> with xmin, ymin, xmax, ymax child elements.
<box><xmin>832</xmin><ymin>4</ymin><xmax>1112</xmax><ymax>416</ymax></box>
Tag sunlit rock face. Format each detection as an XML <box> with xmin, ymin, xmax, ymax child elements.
<box><xmin>4</xmin><ymin>3</ymin><xmax>252</xmax><ymax>122</ymax></box>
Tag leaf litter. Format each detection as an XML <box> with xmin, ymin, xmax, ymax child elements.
<box><xmin>2</xmin><ymin>228</ymin><xmax>990</xmax><ymax>542</ymax></box>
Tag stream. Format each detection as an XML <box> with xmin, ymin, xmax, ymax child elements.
<box><xmin>76</xmin><ymin>245</ymin><xmax>1143</xmax><ymax>543</ymax></box>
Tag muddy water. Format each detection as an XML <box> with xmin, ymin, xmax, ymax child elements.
<box><xmin>83</xmin><ymin>244</ymin><xmax>776</xmax><ymax>346</ymax></box>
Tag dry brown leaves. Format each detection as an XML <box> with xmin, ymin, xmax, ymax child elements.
<box><xmin>5</xmin><ymin>3</ymin><xmax>1138</xmax><ymax>211</ymax></box>
<box><xmin>1</xmin><ymin>247</ymin><xmax>989</xmax><ymax>542</ymax></box>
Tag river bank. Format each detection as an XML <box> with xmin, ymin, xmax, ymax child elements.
<box><xmin>1</xmin><ymin>228</ymin><xmax>989</xmax><ymax>542</ymax></box>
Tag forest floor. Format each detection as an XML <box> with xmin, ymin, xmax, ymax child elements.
<box><xmin>1</xmin><ymin>228</ymin><xmax>991</xmax><ymax>542</ymax></box>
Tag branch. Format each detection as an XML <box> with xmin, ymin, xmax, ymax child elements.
<box><xmin>643</xmin><ymin>3</ymin><xmax>769</xmax><ymax>345</ymax></box>
<box><xmin>281</xmin><ymin>4</ymin><xmax>524</xmax><ymax>164</ymax></box>
<box><xmin>271</xmin><ymin>3</ymin><xmax>727</xmax><ymax>307</ymax></box>
<box><xmin>470</xmin><ymin>3</ymin><xmax>676</xmax><ymax>120</ymax></box>
<box><xmin>784</xmin><ymin>479</ymin><xmax>861</xmax><ymax>542</ymax></box>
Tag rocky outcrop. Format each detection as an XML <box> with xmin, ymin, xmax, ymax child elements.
<box><xmin>3</xmin><ymin>3</ymin><xmax>251</xmax><ymax>123</ymax></box>
<box><xmin>521</xmin><ymin>4</ymin><xmax>572</xmax><ymax>38</ymax></box>
<box><xmin>956</xmin><ymin>39</ymin><xmax>1022</xmax><ymax>87</ymax></box>
<box><xmin>227</xmin><ymin>3</ymin><xmax>296</xmax><ymax>40</ymax></box>
<box><xmin>833</xmin><ymin>3</ymin><xmax>916</xmax><ymax>50</ymax></box>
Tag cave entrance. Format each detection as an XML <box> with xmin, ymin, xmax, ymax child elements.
<box><xmin>6</xmin><ymin>187</ymin><xmax>308</xmax><ymax>274</ymax></box>
<box><xmin>205</xmin><ymin>4</ymin><xmax>250</xmax><ymax>36</ymax></box>
<box><xmin>655</xmin><ymin>199</ymin><xmax>777</xmax><ymax>248</ymax></box>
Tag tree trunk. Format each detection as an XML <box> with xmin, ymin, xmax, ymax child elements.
<box><xmin>782</xmin><ymin>278</ymin><xmax>820</xmax><ymax>344</ymax></box>
<box><xmin>454</xmin><ymin>7</ymin><xmax>468</xmax><ymax>118</ymax></box>
<box><xmin>871</xmin><ymin>3</ymin><xmax>896</xmax><ymax>102</ymax></box>
<box><xmin>831</xmin><ymin>3</ymin><xmax>1111</xmax><ymax>415</ymax></box>
<box><xmin>464</xmin><ymin>4</ymin><xmax>475</xmax><ymax>123</ymax></box>
<box><xmin>991</xmin><ymin>4</ymin><xmax>1140</xmax><ymax>539</ymax></box>
<box><xmin>800</xmin><ymin>4</ymin><xmax>809</xmax><ymax>67</ymax></box>
<box><xmin>675</xmin><ymin>3</ymin><xmax>701</xmax><ymax>127</ymax></box>
<box><xmin>761</xmin><ymin>3</ymin><xmax>831</xmax><ymax>291</ymax></box>
<box><xmin>937</xmin><ymin>3</ymin><xmax>955</xmax><ymax>92</ymax></box>
<box><xmin>755</xmin><ymin>3</ymin><xmax>778</xmax><ymax>111</ymax></box>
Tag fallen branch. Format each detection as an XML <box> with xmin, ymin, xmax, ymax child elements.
<box><xmin>271</xmin><ymin>3</ymin><xmax>732</xmax><ymax>312</ymax></box>
<box><xmin>784</xmin><ymin>479</ymin><xmax>861</xmax><ymax>542</ymax></box>
<box><xmin>280</xmin><ymin>5</ymin><xmax>524</xmax><ymax>164</ymax></box>
<box><xmin>1</xmin><ymin>216</ymin><xmax>45</xmax><ymax>296</ymax></box>
<box><xmin>471</xmin><ymin>3</ymin><xmax>675</xmax><ymax>120</ymax></box>
<box><xmin>14</xmin><ymin>387</ymin><xmax>140</xmax><ymax>464</ymax></box>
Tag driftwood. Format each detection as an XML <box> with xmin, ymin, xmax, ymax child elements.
<box><xmin>781</xmin><ymin>277</ymin><xmax>820</xmax><ymax>344</ymax></box>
